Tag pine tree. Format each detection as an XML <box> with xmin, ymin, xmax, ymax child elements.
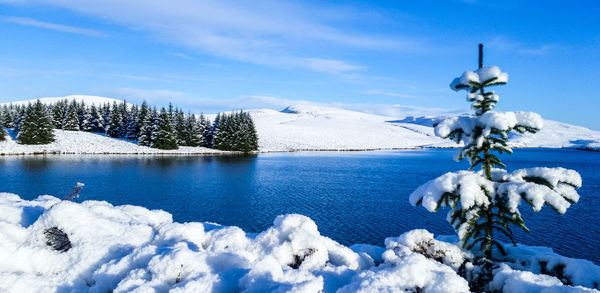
<box><xmin>101</xmin><ymin>103</ymin><xmax>111</xmax><ymax>132</ymax></box>
<box><xmin>17</xmin><ymin>100</ymin><xmax>55</xmax><ymax>144</ymax></box>
<box><xmin>82</xmin><ymin>105</ymin><xmax>103</xmax><ymax>132</ymax></box>
<box><xmin>52</xmin><ymin>99</ymin><xmax>68</xmax><ymax>129</ymax></box>
<box><xmin>410</xmin><ymin>44</ymin><xmax>582</xmax><ymax>263</ymax></box>
<box><xmin>137</xmin><ymin>102</ymin><xmax>153</xmax><ymax>146</ymax></box>
<box><xmin>151</xmin><ymin>108</ymin><xmax>178</xmax><ymax>150</ymax></box>
<box><xmin>126</xmin><ymin>105</ymin><xmax>140</xmax><ymax>140</ymax></box>
<box><xmin>174</xmin><ymin>109</ymin><xmax>186</xmax><ymax>145</ymax></box>
<box><xmin>62</xmin><ymin>103</ymin><xmax>80</xmax><ymax>131</ymax></box>
<box><xmin>201</xmin><ymin>114</ymin><xmax>213</xmax><ymax>147</ymax></box>
<box><xmin>106</xmin><ymin>102</ymin><xmax>123</xmax><ymax>138</ymax></box>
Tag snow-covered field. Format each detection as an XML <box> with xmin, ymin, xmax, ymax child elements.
<box><xmin>2</xmin><ymin>95</ymin><xmax>600</xmax><ymax>154</ymax></box>
<box><xmin>0</xmin><ymin>130</ymin><xmax>225</xmax><ymax>155</ymax></box>
<box><xmin>250</xmin><ymin>104</ymin><xmax>600</xmax><ymax>152</ymax></box>
<box><xmin>1</xmin><ymin>193</ymin><xmax>598</xmax><ymax>292</ymax></box>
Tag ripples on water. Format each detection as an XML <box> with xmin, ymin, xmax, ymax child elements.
<box><xmin>0</xmin><ymin>149</ymin><xmax>598</xmax><ymax>264</ymax></box>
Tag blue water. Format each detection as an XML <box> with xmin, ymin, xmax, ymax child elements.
<box><xmin>0</xmin><ymin>149</ymin><xmax>598</xmax><ymax>263</ymax></box>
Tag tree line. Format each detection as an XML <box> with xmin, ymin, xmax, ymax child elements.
<box><xmin>0</xmin><ymin>99</ymin><xmax>258</xmax><ymax>152</ymax></box>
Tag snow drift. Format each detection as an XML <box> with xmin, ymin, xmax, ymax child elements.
<box><xmin>0</xmin><ymin>193</ymin><xmax>598</xmax><ymax>292</ymax></box>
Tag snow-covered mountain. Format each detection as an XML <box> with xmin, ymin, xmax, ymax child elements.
<box><xmin>0</xmin><ymin>95</ymin><xmax>125</xmax><ymax>107</ymax></box>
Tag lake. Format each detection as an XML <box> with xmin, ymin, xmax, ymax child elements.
<box><xmin>0</xmin><ymin>148</ymin><xmax>598</xmax><ymax>264</ymax></box>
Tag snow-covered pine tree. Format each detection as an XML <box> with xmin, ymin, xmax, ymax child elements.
<box><xmin>82</xmin><ymin>105</ymin><xmax>103</xmax><ymax>132</ymax></box>
<box><xmin>183</xmin><ymin>112</ymin><xmax>200</xmax><ymax>146</ymax></box>
<box><xmin>106</xmin><ymin>102</ymin><xmax>123</xmax><ymax>138</ymax></box>
<box><xmin>239</xmin><ymin>111</ymin><xmax>259</xmax><ymax>152</ymax></box>
<box><xmin>13</xmin><ymin>106</ymin><xmax>25</xmax><ymax>133</ymax></box>
<box><xmin>174</xmin><ymin>109</ymin><xmax>186</xmax><ymax>145</ymax></box>
<box><xmin>212</xmin><ymin>113</ymin><xmax>228</xmax><ymax>150</ymax></box>
<box><xmin>0</xmin><ymin>125</ymin><xmax>6</xmax><ymax>141</ymax></box>
<box><xmin>62</xmin><ymin>103</ymin><xmax>80</xmax><ymax>131</ymax></box>
<box><xmin>137</xmin><ymin>102</ymin><xmax>153</xmax><ymax>146</ymax></box>
<box><xmin>17</xmin><ymin>100</ymin><xmax>55</xmax><ymax>144</ymax></box>
<box><xmin>118</xmin><ymin>100</ymin><xmax>130</xmax><ymax>138</ymax></box>
<box><xmin>126</xmin><ymin>104</ymin><xmax>140</xmax><ymax>140</ymax></box>
<box><xmin>101</xmin><ymin>103</ymin><xmax>111</xmax><ymax>132</ymax></box>
<box><xmin>409</xmin><ymin>44</ymin><xmax>582</xmax><ymax>262</ymax></box>
<box><xmin>1</xmin><ymin>105</ymin><xmax>15</xmax><ymax>128</ymax></box>
<box><xmin>151</xmin><ymin>108</ymin><xmax>178</xmax><ymax>150</ymax></box>
<box><xmin>201</xmin><ymin>114</ymin><xmax>212</xmax><ymax>147</ymax></box>
<box><xmin>76</xmin><ymin>100</ymin><xmax>86</xmax><ymax>129</ymax></box>
<box><xmin>52</xmin><ymin>99</ymin><xmax>68</xmax><ymax>129</ymax></box>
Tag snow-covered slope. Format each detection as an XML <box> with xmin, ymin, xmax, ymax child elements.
<box><xmin>1</xmin><ymin>193</ymin><xmax>598</xmax><ymax>292</ymax></box>
<box><xmin>250</xmin><ymin>105</ymin><xmax>451</xmax><ymax>151</ymax></box>
<box><xmin>0</xmin><ymin>130</ymin><xmax>224</xmax><ymax>155</ymax></box>
<box><xmin>0</xmin><ymin>95</ymin><xmax>125</xmax><ymax>107</ymax></box>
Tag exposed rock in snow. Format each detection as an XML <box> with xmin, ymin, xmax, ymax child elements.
<box><xmin>0</xmin><ymin>193</ymin><xmax>598</xmax><ymax>292</ymax></box>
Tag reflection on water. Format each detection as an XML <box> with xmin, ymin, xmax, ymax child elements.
<box><xmin>0</xmin><ymin>149</ymin><xmax>598</xmax><ymax>264</ymax></box>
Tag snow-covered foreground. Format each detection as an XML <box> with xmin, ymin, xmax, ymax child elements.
<box><xmin>0</xmin><ymin>129</ymin><xmax>226</xmax><ymax>155</ymax></box>
<box><xmin>1</xmin><ymin>193</ymin><xmax>598</xmax><ymax>292</ymax></box>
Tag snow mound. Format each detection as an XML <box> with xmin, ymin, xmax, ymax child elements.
<box><xmin>1</xmin><ymin>193</ymin><xmax>599</xmax><ymax>292</ymax></box>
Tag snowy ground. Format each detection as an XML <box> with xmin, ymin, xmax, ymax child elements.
<box><xmin>0</xmin><ymin>130</ymin><xmax>226</xmax><ymax>155</ymax></box>
<box><xmin>0</xmin><ymin>193</ymin><xmax>598</xmax><ymax>292</ymax></box>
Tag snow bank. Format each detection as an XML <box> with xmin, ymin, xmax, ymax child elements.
<box><xmin>0</xmin><ymin>129</ymin><xmax>226</xmax><ymax>155</ymax></box>
<box><xmin>1</xmin><ymin>193</ymin><xmax>598</xmax><ymax>292</ymax></box>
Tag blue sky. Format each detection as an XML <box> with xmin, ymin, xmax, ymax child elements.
<box><xmin>1</xmin><ymin>0</ymin><xmax>599</xmax><ymax>129</ymax></box>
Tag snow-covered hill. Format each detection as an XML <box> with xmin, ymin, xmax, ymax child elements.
<box><xmin>2</xmin><ymin>95</ymin><xmax>599</xmax><ymax>153</ymax></box>
<box><xmin>0</xmin><ymin>95</ymin><xmax>126</xmax><ymax>107</ymax></box>
<box><xmin>249</xmin><ymin>105</ymin><xmax>451</xmax><ymax>151</ymax></box>
<box><xmin>249</xmin><ymin>104</ymin><xmax>600</xmax><ymax>151</ymax></box>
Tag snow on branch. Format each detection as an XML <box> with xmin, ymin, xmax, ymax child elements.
<box><xmin>450</xmin><ymin>66</ymin><xmax>509</xmax><ymax>92</ymax></box>
<box><xmin>495</xmin><ymin>167</ymin><xmax>581</xmax><ymax>214</ymax></box>
<box><xmin>410</xmin><ymin>168</ymin><xmax>581</xmax><ymax>216</ymax></box>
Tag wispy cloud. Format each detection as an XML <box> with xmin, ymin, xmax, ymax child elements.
<box><xmin>5</xmin><ymin>0</ymin><xmax>421</xmax><ymax>73</ymax></box>
<box><xmin>363</xmin><ymin>89</ymin><xmax>420</xmax><ymax>99</ymax></box>
<box><xmin>487</xmin><ymin>36</ymin><xmax>560</xmax><ymax>55</ymax></box>
<box><xmin>1</xmin><ymin>16</ymin><xmax>106</xmax><ymax>37</ymax></box>
<box><xmin>166</xmin><ymin>52</ymin><xmax>193</xmax><ymax>60</ymax></box>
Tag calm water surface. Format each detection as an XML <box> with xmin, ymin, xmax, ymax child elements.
<box><xmin>0</xmin><ymin>149</ymin><xmax>598</xmax><ymax>263</ymax></box>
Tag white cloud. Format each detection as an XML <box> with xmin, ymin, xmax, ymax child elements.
<box><xmin>1</xmin><ymin>16</ymin><xmax>106</xmax><ymax>37</ymax></box>
<box><xmin>6</xmin><ymin>0</ymin><xmax>419</xmax><ymax>73</ymax></box>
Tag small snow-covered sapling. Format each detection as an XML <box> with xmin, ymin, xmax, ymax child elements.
<box><xmin>409</xmin><ymin>44</ymin><xmax>582</xmax><ymax>261</ymax></box>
